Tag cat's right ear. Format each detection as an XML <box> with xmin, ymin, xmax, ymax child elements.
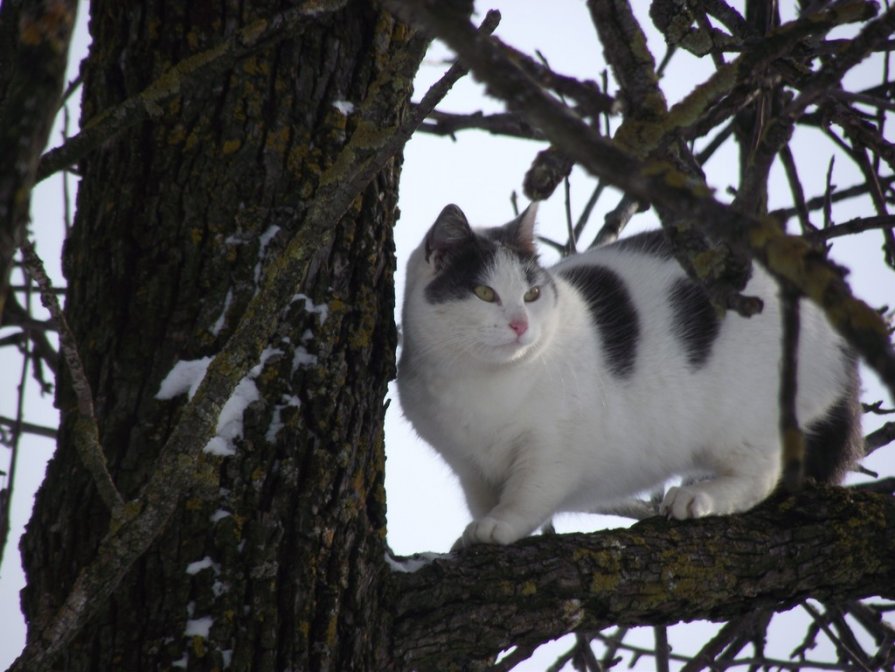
<box><xmin>425</xmin><ymin>204</ymin><xmax>474</xmax><ymax>269</ymax></box>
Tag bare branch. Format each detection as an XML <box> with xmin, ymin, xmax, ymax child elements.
<box><xmin>387</xmin><ymin>0</ymin><xmax>895</xmax><ymax>400</ymax></box>
<box><xmin>391</xmin><ymin>487</ymin><xmax>895</xmax><ymax>669</ymax></box>
<box><xmin>417</xmin><ymin>109</ymin><xmax>543</xmax><ymax>140</ymax></box>
<box><xmin>0</xmin><ymin>0</ymin><xmax>76</xmax><ymax>324</ymax></box>
<box><xmin>808</xmin><ymin>214</ymin><xmax>895</xmax><ymax>241</ymax></box>
<box><xmin>19</xmin><ymin>241</ymin><xmax>123</xmax><ymax>514</ymax></box>
<box><xmin>0</xmin><ymin>416</ymin><xmax>58</xmax><ymax>440</ymax></box>
<box><xmin>771</xmin><ymin>175</ymin><xmax>895</xmax><ymax>224</ymax></box>
<box><xmin>866</xmin><ymin>421</ymin><xmax>895</xmax><ymax>455</ymax></box>
<box><xmin>35</xmin><ymin>0</ymin><xmax>350</xmax><ymax>183</ymax></box>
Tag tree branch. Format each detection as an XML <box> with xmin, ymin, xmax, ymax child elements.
<box><xmin>387</xmin><ymin>0</ymin><xmax>895</xmax><ymax>401</ymax></box>
<box><xmin>19</xmin><ymin>240</ymin><xmax>124</xmax><ymax>514</ymax></box>
<box><xmin>34</xmin><ymin>0</ymin><xmax>350</xmax><ymax>183</ymax></box>
<box><xmin>390</xmin><ymin>487</ymin><xmax>895</xmax><ymax>670</ymax></box>
<box><xmin>0</xmin><ymin>0</ymin><xmax>76</xmax><ymax>324</ymax></box>
<box><xmin>417</xmin><ymin>109</ymin><xmax>544</xmax><ymax>140</ymax></box>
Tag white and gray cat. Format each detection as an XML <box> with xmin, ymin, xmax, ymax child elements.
<box><xmin>398</xmin><ymin>204</ymin><xmax>862</xmax><ymax>548</ymax></box>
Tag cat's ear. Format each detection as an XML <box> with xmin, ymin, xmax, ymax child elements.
<box><xmin>425</xmin><ymin>204</ymin><xmax>474</xmax><ymax>268</ymax></box>
<box><xmin>503</xmin><ymin>202</ymin><xmax>538</xmax><ymax>255</ymax></box>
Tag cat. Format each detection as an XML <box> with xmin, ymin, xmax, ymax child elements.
<box><xmin>397</xmin><ymin>203</ymin><xmax>862</xmax><ymax>548</ymax></box>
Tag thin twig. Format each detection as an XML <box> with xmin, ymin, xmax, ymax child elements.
<box><xmin>591</xmin><ymin>195</ymin><xmax>641</xmax><ymax>248</ymax></box>
<box><xmin>809</xmin><ymin>214</ymin><xmax>895</xmax><ymax>241</ymax></box>
<box><xmin>779</xmin><ymin>143</ymin><xmax>815</xmax><ymax>233</ymax></box>
<box><xmin>0</xmin><ymin>281</ymin><xmax>33</xmax><ymax>573</ymax></box>
<box><xmin>573</xmin><ymin>181</ymin><xmax>606</xmax><ymax>243</ymax></box>
<box><xmin>19</xmin><ymin>241</ymin><xmax>124</xmax><ymax>514</ymax></box>
<box><xmin>0</xmin><ymin>416</ymin><xmax>58</xmax><ymax>440</ymax></box>
<box><xmin>654</xmin><ymin>626</ymin><xmax>671</xmax><ymax>672</ymax></box>
<box><xmin>802</xmin><ymin>602</ymin><xmax>875</xmax><ymax>671</ymax></box>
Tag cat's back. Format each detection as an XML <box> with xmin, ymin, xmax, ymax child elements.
<box><xmin>550</xmin><ymin>230</ymin><xmax>720</xmax><ymax>380</ymax></box>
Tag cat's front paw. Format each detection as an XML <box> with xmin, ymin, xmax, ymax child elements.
<box><xmin>453</xmin><ymin>516</ymin><xmax>523</xmax><ymax>549</ymax></box>
<box><xmin>660</xmin><ymin>486</ymin><xmax>713</xmax><ymax>519</ymax></box>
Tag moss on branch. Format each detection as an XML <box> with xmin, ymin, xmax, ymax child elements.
<box><xmin>390</xmin><ymin>487</ymin><xmax>895</xmax><ymax>670</ymax></box>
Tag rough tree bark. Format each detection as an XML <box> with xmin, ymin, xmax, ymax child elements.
<box><xmin>20</xmin><ymin>1</ymin><xmax>425</xmax><ymax>669</ymax></box>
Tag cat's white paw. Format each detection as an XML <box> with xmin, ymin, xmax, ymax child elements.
<box><xmin>453</xmin><ymin>516</ymin><xmax>523</xmax><ymax>549</ymax></box>
<box><xmin>660</xmin><ymin>486</ymin><xmax>714</xmax><ymax>519</ymax></box>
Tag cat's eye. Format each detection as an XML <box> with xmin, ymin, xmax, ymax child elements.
<box><xmin>473</xmin><ymin>285</ymin><xmax>497</xmax><ymax>303</ymax></box>
<box><xmin>524</xmin><ymin>286</ymin><xmax>541</xmax><ymax>302</ymax></box>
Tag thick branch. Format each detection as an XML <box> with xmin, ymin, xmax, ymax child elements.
<box><xmin>390</xmin><ymin>487</ymin><xmax>895</xmax><ymax>670</ymax></box>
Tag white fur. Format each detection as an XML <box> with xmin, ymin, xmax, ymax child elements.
<box><xmin>398</xmin><ymin>227</ymin><xmax>854</xmax><ymax>547</ymax></box>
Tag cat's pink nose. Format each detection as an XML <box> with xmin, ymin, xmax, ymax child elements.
<box><xmin>509</xmin><ymin>319</ymin><xmax>528</xmax><ymax>337</ymax></box>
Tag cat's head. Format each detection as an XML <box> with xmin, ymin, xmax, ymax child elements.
<box><xmin>405</xmin><ymin>204</ymin><xmax>557</xmax><ymax>366</ymax></box>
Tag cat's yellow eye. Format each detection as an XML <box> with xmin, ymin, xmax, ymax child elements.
<box><xmin>524</xmin><ymin>286</ymin><xmax>541</xmax><ymax>302</ymax></box>
<box><xmin>473</xmin><ymin>285</ymin><xmax>497</xmax><ymax>303</ymax></box>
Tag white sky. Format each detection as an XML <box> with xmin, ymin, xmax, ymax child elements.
<box><xmin>1</xmin><ymin>1</ymin><xmax>893</xmax><ymax>669</ymax></box>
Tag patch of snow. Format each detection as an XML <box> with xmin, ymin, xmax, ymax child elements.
<box><xmin>264</xmin><ymin>395</ymin><xmax>302</xmax><ymax>442</ymax></box>
<box><xmin>185</xmin><ymin>615</ymin><xmax>214</xmax><ymax>639</ymax></box>
<box><xmin>203</xmin><ymin>377</ymin><xmax>259</xmax><ymax>456</ymax></box>
<box><xmin>384</xmin><ymin>551</ymin><xmax>449</xmax><ymax>573</ymax></box>
<box><xmin>204</xmin><ymin>436</ymin><xmax>235</xmax><ymax>457</ymax></box>
<box><xmin>172</xmin><ymin>655</ymin><xmax>188</xmax><ymax>669</ymax></box>
<box><xmin>265</xmin><ymin>407</ymin><xmax>285</xmax><ymax>443</ymax></box>
<box><xmin>292</xmin><ymin>293</ymin><xmax>329</xmax><ymax>323</ymax></box>
<box><xmin>332</xmin><ymin>99</ymin><xmax>355</xmax><ymax>114</ymax></box>
<box><xmin>253</xmin><ymin>225</ymin><xmax>281</xmax><ymax>286</ymax></box>
<box><xmin>185</xmin><ymin>556</ymin><xmax>217</xmax><ymax>575</ymax></box>
<box><xmin>251</xmin><ymin>346</ymin><xmax>282</xmax><ymax>376</ymax></box>
<box><xmin>156</xmin><ymin>357</ymin><xmax>213</xmax><ymax>400</ymax></box>
<box><xmin>210</xmin><ymin>289</ymin><xmax>233</xmax><ymax>336</ymax></box>
<box><xmin>210</xmin><ymin>509</ymin><xmax>232</xmax><ymax>523</ymax></box>
<box><xmin>292</xmin><ymin>347</ymin><xmax>318</xmax><ymax>372</ymax></box>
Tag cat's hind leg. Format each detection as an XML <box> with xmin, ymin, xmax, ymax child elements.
<box><xmin>660</xmin><ymin>444</ymin><xmax>781</xmax><ymax>519</ymax></box>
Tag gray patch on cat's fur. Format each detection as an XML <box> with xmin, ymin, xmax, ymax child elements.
<box><xmin>804</xmin><ymin>350</ymin><xmax>863</xmax><ymax>484</ymax></box>
<box><xmin>668</xmin><ymin>277</ymin><xmax>720</xmax><ymax>369</ymax></box>
<box><xmin>559</xmin><ymin>266</ymin><xmax>639</xmax><ymax>378</ymax></box>
<box><xmin>424</xmin><ymin>207</ymin><xmax>553</xmax><ymax>305</ymax></box>
<box><xmin>424</xmin><ymin>235</ymin><xmax>497</xmax><ymax>304</ymax></box>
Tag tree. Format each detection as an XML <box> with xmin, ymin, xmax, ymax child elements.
<box><xmin>1</xmin><ymin>1</ymin><xmax>894</xmax><ymax>671</ymax></box>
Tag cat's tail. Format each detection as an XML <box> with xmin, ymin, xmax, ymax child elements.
<box><xmin>803</xmin><ymin>353</ymin><xmax>863</xmax><ymax>484</ymax></box>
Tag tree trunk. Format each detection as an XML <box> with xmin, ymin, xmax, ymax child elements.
<box><xmin>20</xmin><ymin>1</ymin><xmax>424</xmax><ymax>669</ymax></box>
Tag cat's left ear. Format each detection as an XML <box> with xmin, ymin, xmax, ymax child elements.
<box><xmin>425</xmin><ymin>204</ymin><xmax>474</xmax><ymax>269</ymax></box>
<box><xmin>504</xmin><ymin>202</ymin><xmax>538</xmax><ymax>255</ymax></box>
